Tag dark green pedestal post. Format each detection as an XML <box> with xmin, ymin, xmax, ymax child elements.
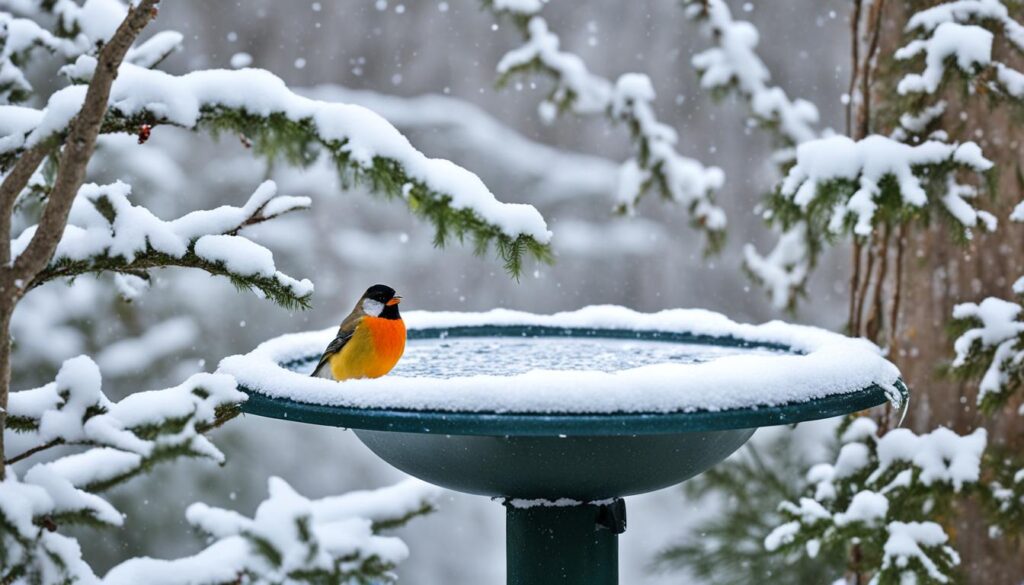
<box><xmin>505</xmin><ymin>499</ymin><xmax>626</xmax><ymax>585</ymax></box>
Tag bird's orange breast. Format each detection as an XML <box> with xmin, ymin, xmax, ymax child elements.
<box><xmin>329</xmin><ymin>317</ymin><xmax>406</xmax><ymax>381</ymax></box>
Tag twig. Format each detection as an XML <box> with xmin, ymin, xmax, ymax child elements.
<box><xmin>849</xmin><ymin>238</ymin><xmax>863</xmax><ymax>333</ymax></box>
<box><xmin>865</xmin><ymin>223</ymin><xmax>891</xmax><ymax>343</ymax></box>
<box><xmin>858</xmin><ymin>0</ymin><xmax>886</xmax><ymax>139</ymax></box>
<box><xmin>847</xmin><ymin>0</ymin><xmax>863</xmax><ymax>135</ymax></box>
<box><xmin>5</xmin><ymin>438</ymin><xmax>65</xmax><ymax>466</ymax></box>
<box><xmin>889</xmin><ymin>221</ymin><xmax>907</xmax><ymax>352</ymax></box>
<box><xmin>854</xmin><ymin>232</ymin><xmax>876</xmax><ymax>336</ymax></box>
<box><xmin>0</xmin><ymin>145</ymin><xmax>49</xmax><ymax>267</ymax></box>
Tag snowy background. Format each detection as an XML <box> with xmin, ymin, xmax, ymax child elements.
<box><xmin>13</xmin><ymin>1</ymin><xmax>853</xmax><ymax>582</ymax></box>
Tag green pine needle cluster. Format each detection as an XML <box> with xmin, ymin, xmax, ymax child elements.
<box><xmin>36</xmin><ymin>250</ymin><xmax>313</xmax><ymax>311</ymax></box>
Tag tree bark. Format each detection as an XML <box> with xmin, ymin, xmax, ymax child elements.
<box><xmin>869</xmin><ymin>2</ymin><xmax>1024</xmax><ymax>581</ymax></box>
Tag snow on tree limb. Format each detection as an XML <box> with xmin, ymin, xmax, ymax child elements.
<box><xmin>778</xmin><ymin>135</ymin><xmax>993</xmax><ymax>237</ymax></box>
<box><xmin>742</xmin><ymin>224</ymin><xmax>809</xmax><ymax>311</ymax></box>
<box><xmin>751</xmin><ymin>133</ymin><xmax>993</xmax><ymax>310</ymax></box>
<box><xmin>765</xmin><ymin>418</ymin><xmax>985</xmax><ymax>584</ymax></box>
<box><xmin>300</xmin><ymin>84</ymin><xmax>620</xmax><ymax>204</ymax></box>
<box><xmin>104</xmin><ymin>477</ymin><xmax>442</xmax><ymax>585</ymax></box>
<box><xmin>0</xmin><ymin>57</ymin><xmax>552</xmax><ymax>274</ymax></box>
<box><xmin>896</xmin><ymin>0</ymin><xmax>1024</xmax><ymax>99</ymax></box>
<box><xmin>2</xmin><ymin>355</ymin><xmax>439</xmax><ymax>584</ymax></box>
<box><xmin>949</xmin><ymin>178</ymin><xmax>1024</xmax><ymax>414</ymax></box>
<box><xmin>9</xmin><ymin>180</ymin><xmax>315</xmax><ymax>308</ymax></box>
<box><xmin>488</xmin><ymin>4</ymin><xmax>726</xmax><ymax>250</ymax></box>
<box><xmin>5</xmin><ymin>356</ymin><xmax>243</xmax><ymax>477</ymax></box>
<box><xmin>682</xmin><ymin>0</ymin><xmax>821</xmax><ymax>307</ymax></box>
<box><xmin>684</xmin><ymin>0</ymin><xmax>820</xmax><ymax>154</ymax></box>
<box><xmin>0</xmin><ymin>0</ymin><xmax>180</xmax><ymax>104</ymax></box>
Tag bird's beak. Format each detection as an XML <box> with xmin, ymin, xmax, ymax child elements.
<box><xmin>387</xmin><ymin>295</ymin><xmax>402</xmax><ymax>306</ymax></box>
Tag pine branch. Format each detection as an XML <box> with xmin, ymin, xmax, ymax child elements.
<box><xmin>0</xmin><ymin>68</ymin><xmax>553</xmax><ymax>277</ymax></box>
<box><xmin>655</xmin><ymin>432</ymin><xmax>846</xmax><ymax>584</ymax></box>
<box><xmin>11</xmin><ymin>180</ymin><xmax>314</xmax><ymax>310</ymax></box>
<box><xmin>764</xmin><ymin>418</ymin><xmax>986</xmax><ymax>584</ymax></box>
<box><xmin>486</xmin><ymin>1</ymin><xmax>726</xmax><ymax>252</ymax></box>
<box><xmin>683</xmin><ymin>0</ymin><xmax>821</xmax><ymax>158</ymax></box>
<box><xmin>8</xmin><ymin>0</ymin><xmax>160</xmax><ymax>293</ymax></box>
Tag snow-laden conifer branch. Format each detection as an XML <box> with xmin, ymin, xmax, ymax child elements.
<box><xmin>1</xmin><ymin>355</ymin><xmax>244</xmax><ymax>583</ymax></box>
<box><xmin>1</xmin><ymin>356</ymin><xmax>439</xmax><ymax>584</ymax></box>
<box><xmin>9</xmin><ymin>180</ymin><xmax>315</xmax><ymax>309</ymax></box>
<box><xmin>984</xmin><ymin>452</ymin><xmax>1024</xmax><ymax>538</ymax></box>
<box><xmin>776</xmin><ymin>135</ymin><xmax>994</xmax><ymax>238</ymax></box>
<box><xmin>300</xmin><ymin>84</ymin><xmax>619</xmax><ymax>204</ymax></box>
<box><xmin>951</xmin><ymin>201</ymin><xmax>1024</xmax><ymax>413</ymax></box>
<box><xmin>103</xmin><ymin>478</ymin><xmax>442</xmax><ymax>585</ymax></box>
<box><xmin>750</xmin><ymin>134</ymin><xmax>994</xmax><ymax>310</ymax></box>
<box><xmin>765</xmin><ymin>418</ymin><xmax>986</xmax><ymax>584</ymax></box>
<box><xmin>0</xmin><ymin>1</ymin><xmax>182</xmax><ymax>104</ymax></box>
<box><xmin>683</xmin><ymin>0</ymin><xmax>820</xmax><ymax>160</ymax></box>
<box><xmin>487</xmin><ymin>3</ymin><xmax>726</xmax><ymax>251</ymax></box>
<box><xmin>679</xmin><ymin>0</ymin><xmax>822</xmax><ymax>308</ymax></box>
<box><xmin>0</xmin><ymin>57</ymin><xmax>553</xmax><ymax>275</ymax></box>
<box><xmin>896</xmin><ymin>0</ymin><xmax>1024</xmax><ymax>99</ymax></box>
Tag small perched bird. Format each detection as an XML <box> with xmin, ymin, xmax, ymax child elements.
<box><xmin>311</xmin><ymin>284</ymin><xmax>406</xmax><ymax>381</ymax></box>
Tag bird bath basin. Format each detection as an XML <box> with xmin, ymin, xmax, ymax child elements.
<box><xmin>222</xmin><ymin>307</ymin><xmax>905</xmax><ymax>585</ymax></box>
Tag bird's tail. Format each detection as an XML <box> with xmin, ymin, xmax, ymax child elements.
<box><xmin>310</xmin><ymin>360</ymin><xmax>332</xmax><ymax>379</ymax></box>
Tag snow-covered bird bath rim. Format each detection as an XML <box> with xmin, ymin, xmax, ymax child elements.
<box><xmin>218</xmin><ymin>305</ymin><xmax>907</xmax><ymax>421</ymax></box>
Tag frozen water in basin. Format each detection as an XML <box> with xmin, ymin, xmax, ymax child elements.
<box><xmin>393</xmin><ymin>337</ymin><xmax>784</xmax><ymax>378</ymax></box>
<box><xmin>291</xmin><ymin>336</ymin><xmax>783</xmax><ymax>378</ymax></box>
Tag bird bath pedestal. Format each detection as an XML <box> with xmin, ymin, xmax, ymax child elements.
<box><xmin>230</xmin><ymin>316</ymin><xmax>900</xmax><ymax>585</ymax></box>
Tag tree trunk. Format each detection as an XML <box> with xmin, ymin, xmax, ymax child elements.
<box><xmin>870</xmin><ymin>1</ymin><xmax>1024</xmax><ymax>581</ymax></box>
<box><xmin>0</xmin><ymin>306</ymin><xmax>10</xmax><ymax>480</ymax></box>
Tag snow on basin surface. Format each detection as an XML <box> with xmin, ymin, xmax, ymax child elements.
<box><xmin>217</xmin><ymin>306</ymin><xmax>902</xmax><ymax>414</ymax></box>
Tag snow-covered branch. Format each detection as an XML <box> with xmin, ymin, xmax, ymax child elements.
<box><xmin>1</xmin><ymin>355</ymin><xmax>440</xmax><ymax>584</ymax></box>
<box><xmin>0</xmin><ymin>56</ymin><xmax>553</xmax><ymax>274</ymax></box>
<box><xmin>765</xmin><ymin>418</ymin><xmax>985</xmax><ymax>584</ymax></box>
<box><xmin>684</xmin><ymin>0</ymin><xmax>820</xmax><ymax>159</ymax></box>
<box><xmin>951</xmin><ymin>201</ymin><xmax>1024</xmax><ymax>414</ymax></box>
<box><xmin>4</xmin><ymin>355</ymin><xmax>242</xmax><ymax>478</ymax></box>
<box><xmin>778</xmin><ymin>135</ymin><xmax>994</xmax><ymax>238</ymax></box>
<box><xmin>986</xmin><ymin>457</ymin><xmax>1024</xmax><ymax>538</ymax></box>
<box><xmin>0</xmin><ymin>0</ymin><xmax>183</xmax><ymax>105</ymax></box>
<box><xmin>300</xmin><ymin>85</ymin><xmax>619</xmax><ymax>204</ymax></box>
<box><xmin>104</xmin><ymin>478</ymin><xmax>442</xmax><ymax>585</ymax></box>
<box><xmin>10</xmin><ymin>180</ymin><xmax>315</xmax><ymax>309</ymax></box>
<box><xmin>679</xmin><ymin>0</ymin><xmax>825</xmax><ymax>308</ymax></box>
<box><xmin>896</xmin><ymin>0</ymin><xmax>1024</xmax><ymax>99</ymax></box>
<box><xmin>750</xmin><ymin>134</ymin><xmax>994</xmax><ymax>311</ymax></box>
<box><xmin>488</xmin><ymin>4</ymin><xmax>726</xmax><ymax>250</ymax></box>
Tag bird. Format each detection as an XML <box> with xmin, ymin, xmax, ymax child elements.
<box><xmin>310</xmin><ymin>284</ymin><xmax>406</xmax><ymax>381</ymax></box>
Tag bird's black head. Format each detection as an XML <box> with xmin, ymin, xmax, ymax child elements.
<box><xmin>363</xmin><ymin>284</ymin><xmax>396</xmax><ymax>303</ymax></box>
<box><xmin>361</xmin><ymin>284</ymin><xmax>402</xmax><ymax>319</ymax></box>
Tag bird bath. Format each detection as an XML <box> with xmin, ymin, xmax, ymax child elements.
<box><xmin>221</xmin><ymin>307</ymin><xmax>905</xmax><ymax>585</ymax></box>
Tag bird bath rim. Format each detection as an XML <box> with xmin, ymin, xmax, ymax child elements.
<box><xmin>235</xmin><ymin>324</ymin><xmax>902</xmax><ymax>436</ymax></box>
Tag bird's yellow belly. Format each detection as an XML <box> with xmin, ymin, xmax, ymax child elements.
<box><xmin>329</xmin><ymin>317</ymin><xmax>406</xmax><ymax>381</ymax></box>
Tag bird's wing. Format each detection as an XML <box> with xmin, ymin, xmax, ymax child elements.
<box><xmin>310</xmin><ymin>313</ymin><xmax>362</xmax><ymax>378</ymax></box>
